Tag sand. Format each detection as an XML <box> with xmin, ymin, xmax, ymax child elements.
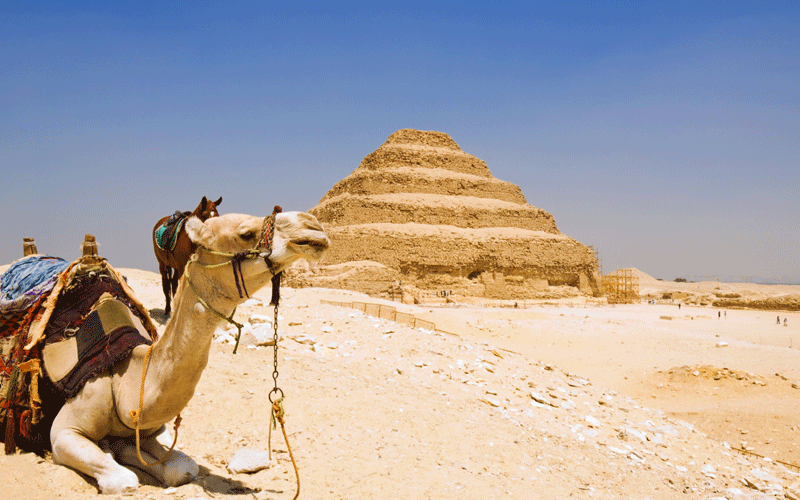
<box><xmin>3</xmin><ymin>268</ymin><xmax>800</xmax><ymax>499</ymax></box>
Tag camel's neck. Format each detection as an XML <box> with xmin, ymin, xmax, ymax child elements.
<box><xmin>135</xmin><ymin>270</ymin><xmax>241</xmax><ymax>424</ymax></box>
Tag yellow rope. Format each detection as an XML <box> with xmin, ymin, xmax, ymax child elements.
<box><xmin>271</xmin><ymin>398</ymin><xmax>300</xmax><ymax>500</ymax></box>
<box><xmin>128</xmin><ymin>343</ymin><xmax>182</xmax><ymax>467</ymax></box>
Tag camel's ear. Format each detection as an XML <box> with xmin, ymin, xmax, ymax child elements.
<box><xmin>185</xmin><ymin>216</ymin><xmax>213</xmax><ymax>247</ymax></box>
<box><xmin>200</xmin><ymin>196</ymin><xmax>208</xmax><ymax>210</ymax></box>
<box><xmin>214</xmin><ymin>196</ymin><xmax>222</xmax><ymax>206</ymax></box>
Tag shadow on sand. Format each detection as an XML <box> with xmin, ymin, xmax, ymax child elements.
<box><xmin>148</xmin><ymin>308</ymin><xmax>169</xmax><ymax>326</ymax></box>
<box><xmin>75</xmin><ymin>463</ymin><xmax>264</xmax><ymax>495</ymax></box>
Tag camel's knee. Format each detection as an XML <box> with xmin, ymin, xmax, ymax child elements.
<box><xmin>113</xmin><ymin>429</ymin><xmax>198</xmax><ymax>487</ymax></box>
<box><xmin>161</xmin><ymin>451</ymin><xmax>199</xmax><ymax>486</ymax></box>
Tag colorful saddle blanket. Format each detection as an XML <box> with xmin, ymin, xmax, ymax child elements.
<box><xmin>0</xmin><ymin>256</ymin><xmax>157</xmax><ymax>453</ymax></box>
<box><xmin>155</xmin><ymin>210</ymin><xmax>191</xmax><ymax>252</ymax></box>
<box><xmin>0</xmin><ymin>256</ymin><xmax>69</xmax><ymax>311</ymax></box>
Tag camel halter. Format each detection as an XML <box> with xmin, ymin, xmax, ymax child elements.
<box><xmin>130</xmin><ymin>206</ymin><xmax>287</xmax><ymax>469</ymax></box>
<box><xmin>184</xmin><ymin>205</ymin><xmax>283</xmax><ymax>354</ymax></box>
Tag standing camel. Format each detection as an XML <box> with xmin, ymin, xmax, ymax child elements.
<box><xmin>152</xmin><ymin>196</ymin><xmax>222</xmax><ymax>317</ymax></box>
<box><xmin>38</xmin><ymin>210</ymin><xmax>328</xmax><ymax>494</ymax></box>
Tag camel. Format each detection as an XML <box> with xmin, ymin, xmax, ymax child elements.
<box><xmin>47</xmin><ymin>210</ymin><xmax>329</xmax><ymax>494</ymax></box>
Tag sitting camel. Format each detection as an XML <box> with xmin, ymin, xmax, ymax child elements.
<box><xmin>152</xmin><ymin>196</ymin><xmax>222</xmax><ymax>317</ymax></box>
<box><xmin>46</xmin><ymin>210</ymin><xmax>329</xmax><ymax>494</ymax></box>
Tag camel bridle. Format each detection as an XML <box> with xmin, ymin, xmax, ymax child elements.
<box><xmin>184</xmin><ymin>205</ymin><xmax>283</xmax><ymax>355</ymax></box>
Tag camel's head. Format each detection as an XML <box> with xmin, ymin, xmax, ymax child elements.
<box><xmin>185</xmin><ymin>211</ymin><xmax>329</xmax><ymax>296</ymax></box>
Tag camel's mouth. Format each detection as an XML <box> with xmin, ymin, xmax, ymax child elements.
<box><xmin>290</xmin><ymin>237</ymin><xmax>330</xmax><ymax>252</ymax></box>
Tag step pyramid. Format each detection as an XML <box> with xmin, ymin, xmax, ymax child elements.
<box><xmin>289</xmin><ymin>129</ymin><xmax>601</xmax><ymax>300</ymax></box>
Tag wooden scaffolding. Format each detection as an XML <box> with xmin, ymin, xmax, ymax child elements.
<box><xmin>602</xmin><ymin>268</ymin><xmax>640</xmax><ymax>304</ymax></box>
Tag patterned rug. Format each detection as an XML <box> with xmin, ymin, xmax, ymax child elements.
<box><xmin>0</xmin><ymin>256</ymin><xmax>158</xmax><ymax>453</ymax></box>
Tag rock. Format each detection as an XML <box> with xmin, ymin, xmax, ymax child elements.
<box><xmin>625</xmin><ymin>427</ymin><xmax>647</xmax><ymax>443</ymax></box>
<box><xmin>481</xmin><ymin>398</ymin><xmax>501</xmax><ymax>408</ymax></box>
<box><xmin>701</xmin><ymin>464</ymin><xmax>716</xmax><ymax>474</ymax></box>
<box><xmin>530</xmin><ymin>391</ymin><xmax>557</xmax><ymax>407</ymax></box>
<box><xmin>749</xmin><ymin>468</ymin><xmax>780</xmax><ymax>483</ymax></box>
<box><xmin>716</xmin><ymin>341</ymin><xmax>729</xmax><ymax>347</ymax></box>
<box><xmin>291</xmin><ymin>334</ymin><xmax>316</xmax><ymax>345</ymax></box>
<box><xmin>560</xmin><ymin>399</ymin><xmax>576</xmax><ymax>410</ymax></box>
<box><xmin>239</xmin><ymin>324</ymin><xmax>276</xmax><ymax>347</ymax></box>
<box><xmin>249</xmin><ymin>313</ymin><xmax>273</xmax><ymax>324</ymax></box>
<box><xmin>227</xmin><ymin>448</ymin><xmax>273</xmax><ymax>474</ymax></box>
<box><xmin>584</xmin><ymin>415</ymin><xmax>602</xmax><ymax>428</ymax></box>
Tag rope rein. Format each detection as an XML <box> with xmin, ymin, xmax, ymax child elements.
<box><xmin>129</xmin><ymin>343</ymin><xmax>181</xmax><ymax>467</ymax></box>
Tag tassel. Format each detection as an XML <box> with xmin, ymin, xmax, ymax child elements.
<box><xmin>270</xmin><ymin>272</ymin><xmax>282</xmax><ymax>306</ymax></box>
<box><xmin>4</xmin><ymin>410</ymin><xmax>16</xmax><ymax>455</ymax></box>
<box><xmin>19</xmin><ymin>410</ymin><xmax>31</xmax><ymax>439</ymax></box>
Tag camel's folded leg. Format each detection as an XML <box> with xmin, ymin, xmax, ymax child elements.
<box><xmin>51</xmin><ymin>424</ymin><xmax>139</xmax><ymax>495</ymax></box>
<box><xmin>111</xmin><ymin>426</ymin><xmax>199</xmax><ymax>487</ymax></box>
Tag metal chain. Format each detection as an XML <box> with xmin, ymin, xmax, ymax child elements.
<box><xmin>269</xmin><ymin>294</ymin><xmax>283</xmax><ymax>402</ymax></box>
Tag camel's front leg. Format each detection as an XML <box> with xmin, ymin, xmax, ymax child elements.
<box><xmin>111</xmin><ymin>425</ymin><xmax>199</xmax><ymax>487</ymax></box>
<box><xmin>51</xmin><ymin>417</ymin><xmax>139</xmax><ymax>495</ymax></box>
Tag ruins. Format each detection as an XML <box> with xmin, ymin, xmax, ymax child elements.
<box><xmin>286</xmin><ymin>129</ymin><xmax>602</xmax><ymax>301</ymax></box>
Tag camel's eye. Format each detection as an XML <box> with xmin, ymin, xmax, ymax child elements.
<box><xmin>240</xmin><ymin>230</ymin><xmax>256</xmax><ymax>241</ymax></box>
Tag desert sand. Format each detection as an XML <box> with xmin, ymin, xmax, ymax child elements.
<box><xmin>3</xmin><ymin>266</ymin><xmax>800</xmax><ymax>499</ymax></box>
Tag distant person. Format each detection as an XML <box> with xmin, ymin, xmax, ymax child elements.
<box><xmin>724</xmin><ymin>310</ymin><xmax>727</xmax><ymax>319</ymax></box>
<box><xmin>785</xmin><ymin>318</ymin><xmax>788</xmax><ymax>327</ymax></box>
<box><xmin>678</xmin><ymin>303</ymin><xmax>681</xmax><ymax>310</ymax></box>
<box><xmin>778</xmin><ymin>316</ymin><xmax>781</xmax><ymax>325</ymax></box>
<box><xmin>718</xmin><ymin>311</ymin><xmax>721</xmax><ymax>319</ymax></box>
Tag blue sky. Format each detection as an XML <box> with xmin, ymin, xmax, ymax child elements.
<box><xmin>2</xmin><ymin>2</ymin><xmax>798</xmax><ymax>283</ymax></box>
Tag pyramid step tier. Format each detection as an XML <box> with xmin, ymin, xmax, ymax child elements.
<box><xmin>321</xmin><ymin>167</ymin><xmax>527</xmax><ymax>204</ymax></box>
<box><xmin>358</xmin><ymin>145</ymin><xmax>492</xmax><ymax>178</ymax></box>
<box><xmin>315</xmin><ymin>224</ymin><xmax>600</xmax><ymax>298</ymax></box>
<box><xmin>311</xmin><ymin>193</ymin><xmax>559</xmax><ymax>233</ymax></box>
<box><xmin>321</xmin><ymin>223</ymin><xmax>595</xmax><ymax>273</ymax></box>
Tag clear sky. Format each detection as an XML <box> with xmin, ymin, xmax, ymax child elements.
<box><xmin>2</xmin><ymin>2</ymin><xmax>798</xmax><ymax>283</ymax></box>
